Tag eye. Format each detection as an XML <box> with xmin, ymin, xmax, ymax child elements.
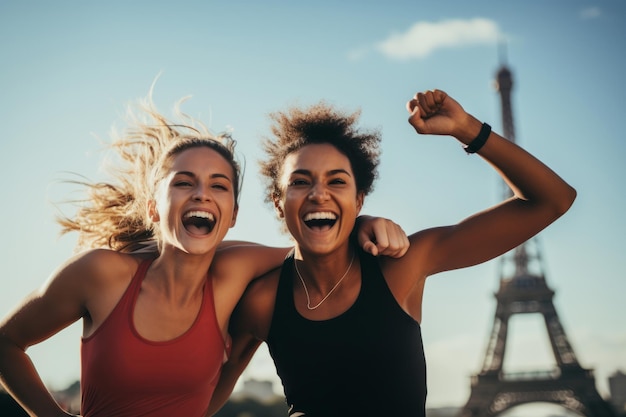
<box><xmin>330</xmin><ymin>177</ymin><xmax>347</xmax><ymax>185</ymax></box>
<box><xmin>212</xmin><ymin>183</ymin><xmax>229</xmax><ymax>191</ymax></box>
<box><xmin>289</xmin><ymin>178</ymin><xmax>309</xmax><ymax>187</ymax></box>
<box><xmin>174</xmin><ymin>180</ymin><xmax>193</xmax><ymax>187</ymax></box>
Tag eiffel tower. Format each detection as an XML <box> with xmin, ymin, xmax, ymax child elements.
<box><xmin>458</xmin><ymin>61</ymin><xmax>616</xmax><ymax>417</ymax></box>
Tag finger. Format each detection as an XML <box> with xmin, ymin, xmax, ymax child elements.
<box><xmin>423</xmin><ymin>90</ymin><xmax>437</xmax><ymax>109</ymax></box>
<box><xmin>371</xmin><ymin>224</ymin><xmax>390</xmax><ymax>254</ymax></box>
<box><xmin>433</xmin><ymin>89</ymin><xmax>448</xmax><ymax>105</ymax></box>
<box><xmin>407</xmin><ymin>100</ymin><xmax>426</xmax><ymax>131</ymax></box>
<box><xmin>417</xmin><ymin>91</ymin><xmax>437</xmax><ymax>117</ymax></box>
<box><xmin>362</xmin><ymin>241</ymin><xmax>379</xmax><ymax>257</ymax></box>
<box><xmin>358</xmin><ymin>218</ymin><xmax>390</xmax><ymax>257</ymax></box>
<box><xmin>377</xmin><ymin>223</ymin><xmax>410</xmax><ymax>258</ymax></box>
<box><xmin>356</xmin><ymin>225</ymin><xmax>380</xmax><ymax>257</ymax></box>
<box><xmin>390</xmin><ymin>234</ymin><xmax>410</xmax><ymax>258</ymax></box>
<box><xmin>406</xmin><ymin>98</ymin><xmax>419</xmax><ymax>115</ymax></box>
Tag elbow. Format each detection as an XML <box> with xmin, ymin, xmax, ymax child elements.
<box><xmin>0</xmin><ymin>333</ymin><xmax>24</xmax><ymax>353</ymax></box>
<box><xmin>561</xmin><ymin>185</ymin><xmax>577</xmax><ymax>215</ymax></box>
<box><xmin>552</xmin><ymin>184</ymin><xmax>577</xmax><ymax>218</ymax></box>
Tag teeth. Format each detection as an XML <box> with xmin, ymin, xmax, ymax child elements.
<box><xmin>184</xmin><ymin>211</ymin><xmax>215</xmax><ymax>221</ymax></box>
<box><xmin>303</xmin><ymin>212</ymin><xmax>336</xmax><ymax>221</ymax></box>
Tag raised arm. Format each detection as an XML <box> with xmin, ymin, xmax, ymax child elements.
<box><xmin>405</xmin><ymin>89</ymin><xmax>576</xmax><ymax>277</ymax></box>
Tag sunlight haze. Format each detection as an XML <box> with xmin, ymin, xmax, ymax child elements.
<box><xmin>1</xmin><ymin>1</ymin><xmax>625</xmax><ymax>416</ymax></box>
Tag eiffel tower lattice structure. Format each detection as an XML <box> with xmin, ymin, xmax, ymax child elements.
<box><xmin>458</xmin><ymin>62</ymin><xmax>616</xmax><ymax>417</ymax></box>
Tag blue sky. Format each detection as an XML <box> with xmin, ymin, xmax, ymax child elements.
<box><xmin>1</xmin><ymin>1</ymin><xmax>625</xmax><ymax>415</ymax></box>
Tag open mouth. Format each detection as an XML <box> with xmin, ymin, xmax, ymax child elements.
<box><xmin>182</xmin><ymin>210</ymin><xmax>216</xmax><ymax>235</ymax></box>
<box><xmin>303</xmin><ymin>211</ymin><xmax>337</xmax><ymax>231</ymax></box>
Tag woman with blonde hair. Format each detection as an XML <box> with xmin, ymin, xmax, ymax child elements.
<box><xmin>0</xmin><ymin>91</ymin><xmax>407</xmax><ymax>417</ymax></box>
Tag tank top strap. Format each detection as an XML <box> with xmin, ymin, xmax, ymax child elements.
<box><xmin>117</xmin><ymin>257</ymin><xmax>156</xmax><ymax>322</ymax></box>
<box><xmin>274</xmin><ymin>251</ymin><xmax>297</xmax><ymax>318</ymax></box>
<box><xmin>356</xmin><ymin>248</ymin><xmax>382</xmax><ymax>288</ymax></box>
<box><xmin>201</xmin><ymin>269</ymin><xmax>231</xmax><ymax>362</ymax></box>
<box><xmin>354</xmin><ymin>248</ymin><xmax>400</xmax><ymax>310</ymax></box>
<box><xmin>127</xmin><ymin>257</ymin><xmax>155</xmax><ymax>295</ymax></box>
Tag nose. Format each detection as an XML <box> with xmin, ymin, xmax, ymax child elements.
<box><xmin>308</xmin><ymin>182</ymin><xmax>329</xmax><ymax>202</ymax></box>
<box><xmin>192</xmin><ymin>184</ymin><xmax>212</xmax><ymax>202</ymax></box>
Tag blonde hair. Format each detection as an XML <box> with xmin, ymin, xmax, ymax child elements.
<box><xmin>58</xmin><ymin>94</ymin><xmax>241</xmax><ymax>252</ymax></box>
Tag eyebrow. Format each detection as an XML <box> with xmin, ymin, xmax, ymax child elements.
<box><xmin>291</xmin><ymin>168</ymin><xmax>352</xmax><ymax>177</ymax></box>
<box><xmin>174</xmin><ymin>171</ymin><xmax>233</xmax><ymax>182</ymax></box>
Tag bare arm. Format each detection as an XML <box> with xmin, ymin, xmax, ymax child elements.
<box><xmin>205</xmin><ymin>272</ymin><xmax>278</xmax><ymax>416</ymax></box>
<box><xmin>206</xmin><ymin>332</ymin><xmax>262</xmax><ymax>416</ymax></box>
<box><xmin>0</xmin><ymin>252</ymin><xmax>106</xmax><ymax>417</ymax></box>
<box><xmin>404</xmin><ymin>89</ymin><xmax>576</xmax><ymax>277</ymax></box>
<box><xmin>219</xmin><ymin>213</ymin><xmax>410</xmax><ymax>260</ymax></box>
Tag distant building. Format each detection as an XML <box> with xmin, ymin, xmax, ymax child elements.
<box><xmin>609</xmin><ymin>370</ymin><xmax>626</xmax><ymax>415</ymax></box>
<box><xmin>426</xmin><ymin>406</ymin><xmax>461</xmax><ymax>417</ymax></box>
<box><xmin>232</xmin><ymin>378</ymin><xmax>281</xmax><ymax>403</ymax></box>
<box><xmin>49</xmin><ymin>380</ymin><xmax>80</xmax><ymax>414</ymax></box>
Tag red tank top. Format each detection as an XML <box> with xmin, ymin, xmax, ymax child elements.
<box><xmin>81</xmin><ymin>258</ymin><xmax>228</xmax><ymax>417</ymax></box>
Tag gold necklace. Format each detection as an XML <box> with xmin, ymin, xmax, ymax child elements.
<box><xmin>294</xmin><ymin>252</ymin><xmax>356</xmax><ymax>310</ymax></box>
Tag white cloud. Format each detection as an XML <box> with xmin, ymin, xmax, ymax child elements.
<box><xmin>580</xmin><ymin>7</ymin><xmax>601</xmax><ymax>20</ymax></box>
<box><xmin>373</xmin><ymin>18</ymin><xmax>502</xmax><ymax>60</ymax></box>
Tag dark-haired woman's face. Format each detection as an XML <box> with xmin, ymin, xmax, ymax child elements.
<box><xmin>275</xmin><ymin>143</ymin><xmax>363</xmax><ymax>256</ymax></box>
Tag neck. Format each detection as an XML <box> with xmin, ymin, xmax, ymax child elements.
<box><xmin>294</xmin><ymin>245</ymin><xmax>356</xmax><ymax>289</ymax></box>
<box><xmin>146</xmin><ymin>249</ymin><xmax>215</xmax><ymax>304</ymax></box>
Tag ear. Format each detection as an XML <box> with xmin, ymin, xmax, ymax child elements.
<box><xmin>230</xmin><ymin>206</ymin><xmax>239</xmax><ymax>228</ymax></box>
<box><xmin>147</xmin><ymin>200</ymin><xmax>160</xmax><ymax>223</ymax></box>
<box><xmin>273</xmin><ymin>195</ymin><xmax>285</xmax><ymax>219</ymax></box>
<box><xmin>356</xmin><ymin>191</ymin><xmax>365</xmax><ymax>214</ymax></box>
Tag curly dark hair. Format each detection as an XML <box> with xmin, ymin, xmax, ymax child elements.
<box><xmin>259</xmin><ymin>101</ymin><xmax>381</xmax><ymax>205</ymax></box>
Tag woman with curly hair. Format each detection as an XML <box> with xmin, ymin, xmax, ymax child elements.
<box><xmin>0</xmin><ymin>91</ymin><xmax>407</xmax><ymax>417</ymax></box>
<box><xmin>208</xmin><ymin>89</ymin><xmax>577</xmax><ymax>417</ymax></box>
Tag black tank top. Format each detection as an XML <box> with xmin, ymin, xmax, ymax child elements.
<box><xmin>267</xmin><ymin>249</ymin><xmax>427</xmax><ymax>417</ymax></box>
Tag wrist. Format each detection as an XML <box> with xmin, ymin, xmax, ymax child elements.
<box><xmin>463</xmin><ymin>122</ymin><xmax>492</xmax><ymax>154</ymax></box>
<box><xmin>455</xmin><ymin>115</ymin><xmax>484</xmax><ymax>144</ymax></box>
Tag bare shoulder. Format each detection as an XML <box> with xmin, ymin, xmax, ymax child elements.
<box><xmin>374</xmin><ymin>228</ymin><xmax>449</xmax><ymax>322</ymax></box>
<box><xmin>0</xmin><ymin>250</ymin><xmax>147</xmax><ymax>343</ymax></box>
<box><xmin>59</xmin><ymin>249</ymin><xmax>147</xmax><ymax>335</ymax></box>
<box><xmin>56</xmin><ymin>248</ymin><xmax>144</xmax><ymax>288</ymax></box>
<box><xmin>379</xmin><ymin>227</ymin><xmax>444</xmax><ymax>277</ymax></box>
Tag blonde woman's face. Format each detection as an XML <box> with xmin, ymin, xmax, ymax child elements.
<box><xmin>150</xmin><ymin>147</ymin><xmax>238</xmax><ymax>255</ymax></box>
